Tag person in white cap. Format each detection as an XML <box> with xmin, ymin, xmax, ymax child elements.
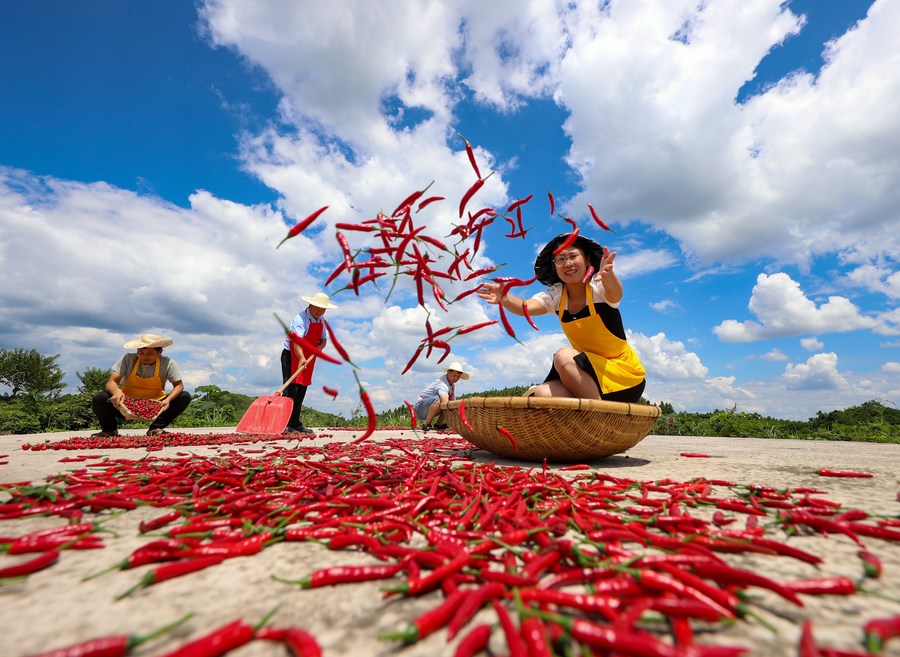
<box><xmin>413</xmin><ymin>361</ymin><xmax>470</xmax><ymax>432</ymax></box>
<box><xmin>91</xmin><ymin>333</ymin><xmax>191</xmax><ymax>437</ymax></box>
<box><xmin>281</xmin><ymin>292</ymin><xmax>338</xmax><ymax>433</ymax></box>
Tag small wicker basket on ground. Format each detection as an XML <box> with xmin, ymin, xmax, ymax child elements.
<box><xmin>441</xmin><ymin>396</ymin><xmax>660</xmax><ymax>462</ymax></box>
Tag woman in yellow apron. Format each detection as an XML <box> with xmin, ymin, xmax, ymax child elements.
<box><xmin>477</xmin><ymin>234</ymin><xmax>646</xmax><ymax>403</ymax></box>
<box><xmin>91</xmin><ymin>333</ymin><xmax>191</xmax><ymax>437</ymax></box>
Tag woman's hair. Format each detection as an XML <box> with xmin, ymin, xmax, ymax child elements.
<box><xmin>533</xmin><ymin>234</ymin><xmax>605</xmax><ymax>286</ymax></box>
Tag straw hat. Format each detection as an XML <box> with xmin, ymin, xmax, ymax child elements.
<box><xmin>123</xmin><ymin>333</ymin><xmax>174</xmax><ymax>349</ymax></box>
<box><xmin>443</xmin><ymin>361</ymin><xmax>471</xmax><ymax>380</ymax></box>
<box><xmin>301</xmin><ymin>292</ymin><xmax>338</xmax><ymax>309</ymax></box>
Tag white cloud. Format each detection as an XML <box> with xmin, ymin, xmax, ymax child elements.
<box><xmin>760</xmin><ymin>348</ymin><xmax>789</xmax><ymax>362</ymax></box>
<box><xmin>781</xmin><ymin>352</ymin><xmax>849</xmax><ymax>391</ymax></box>
<box><xmin>650</xmin><ymin>299</ymin><xmax>679</xmax><ymax>313</ymax></box>
<box><xmin>713</xmin><ymin>272</ymin><xmax>879</xmax><ymax>341</ymax></box>
<box><xmin>629</xmin><ymin>332</ymin><xmax>708</xmax><ymax>381</ymax></box>
<box><xmin>800</xmin><ymin>337</ymin><xmax>824</xmax><ymax>351</ymax></box>
<box><xmin>883</xmin><ymin>361</ymin><xmax>900</xmax><ymax>373</ymax></box>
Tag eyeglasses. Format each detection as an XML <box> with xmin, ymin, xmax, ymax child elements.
<box><xmin>553</xmin><ymin>253</ymin><xmax>582</xmax><ymax>267</ymax></box>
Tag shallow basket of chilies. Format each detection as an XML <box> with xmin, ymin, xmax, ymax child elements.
<box><xmin>441</xmin><ymin>396</ymin><xmax>660</xmax><ymax>462</ymax></box>
<box><xmin>114</xmin><ymin>397</ymin><xmax>164</xmax><ymax>422</ymax></box>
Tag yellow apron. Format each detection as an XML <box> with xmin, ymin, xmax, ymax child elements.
<box><xmin>121</xmin><ymin>358</ymin><xmax>167</xmax><ymax>401</ymax></box>
<box><xmin>559</xmin><ymin>285</ymin><xmax>645</xmax><ymax>395</ymax></box>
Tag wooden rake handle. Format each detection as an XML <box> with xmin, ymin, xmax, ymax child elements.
<box><xmin>275</xmin><ymin>358</ymin><xmax>312</xmax><ymax>395</ymax></box>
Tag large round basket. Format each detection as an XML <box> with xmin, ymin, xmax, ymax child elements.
<box><xmin>440</xmin><ymin>396</ymin><xmax>660</xmax><ymax>462</ymax></box>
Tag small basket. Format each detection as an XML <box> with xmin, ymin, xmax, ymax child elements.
<box><xmin>441</xmin><ymin>396</ymin><xmax>660</xmax><ymax>462</ymax></box>
<box><xmin>114</xmin><ymin>397</ymin><xmax>163</xmax><ymax>422</ymax></box>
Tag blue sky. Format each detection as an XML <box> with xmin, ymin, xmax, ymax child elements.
<box><xmin>1</xmin><ymin>0</ymin><xmax>897</xmax><ymax>421</ymax></box>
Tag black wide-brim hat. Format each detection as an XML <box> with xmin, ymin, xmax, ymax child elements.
<box><xmin>534</xmin><ymin>233</ymin><xmax>605</xmax><ymax>286</ymax></box>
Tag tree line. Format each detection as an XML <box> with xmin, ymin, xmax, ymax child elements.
<box><xmin>0</xmin><ymin>347</ymin><xmax>897</xmax><ymax>442</ymax></box>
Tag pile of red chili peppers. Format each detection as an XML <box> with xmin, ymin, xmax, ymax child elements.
<box><xmin>2</xmin><ymin>432</ymin><xmax>899</xmax><ymax>656</ymax></box>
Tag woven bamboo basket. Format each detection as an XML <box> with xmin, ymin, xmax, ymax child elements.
<box><xmin>440</xmin><ymin>396</ymin><xmax>660</xmax><ymax>462</ymax></box>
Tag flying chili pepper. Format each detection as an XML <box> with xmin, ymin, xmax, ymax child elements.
<box><xmin>323</xmin><ymin>320</ymin><xmax>357</xmax><ymax>368</ymax></box>
<box><xmin>348</xmin><ymin>371</ymin><xmax>377</xmax><ymax>445</ymax></box>
<box><xmin>553</xmin><ymin>226</ymin><xmax>581</xmax><ymax>257</ymax></box>
<box><xmin>457</xmin><ymin>133</ymin><xmax>481</xmax><ymax>179</ymax></box>
<box><xmin>322</xmin><ymin>386</ymin><xmax>339</xmax><ymax>400</ymax></box>
<box><xmin>416</xmin><ymin>195</ymin><xmax>445</xmax><ymax>212</ymax></box>
<box><xmin>276</xmin><ymin>206</ymin><xmax>328</xmax><ymax>249</ymax></box>
<box><xmin>547</xmin><ymin>189</ymin><xmax>555</xmax><ymax>215</ymax></box>
<box><xmin>588</xmin><ymin>203</ymin><xmax>616</xmax><ymax>232</ymax></box>
<box><xmin>403</xmin><ymin>401</ymin><xmax>417</xmax><ymax>429</ymax></box>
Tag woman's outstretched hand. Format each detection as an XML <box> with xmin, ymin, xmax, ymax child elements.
<box><xmin>596</xmin><ymin>246</ymin><xmax>616</xmax><ymax>279</ymax></box>
<box><xmin>477</xmin><ymin>282</ymin><xmax>503</xmax><ymax>304</ymax></box>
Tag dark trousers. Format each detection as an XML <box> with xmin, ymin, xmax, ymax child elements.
<box><xmin>281</xmin><ymin>349</ymin><xmax>307</xmax><ymax>429</ymax></box>
<box><xmin>92</xmin><ymin>391</ymin><xmax>192</xmax><ymax>432</ymax></box>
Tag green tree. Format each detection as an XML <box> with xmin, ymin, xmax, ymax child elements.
<box><xmin>0</xmin><ymin>348</ymin><xmax>65</xmax><ymax>397</ymax></box>
<box><xmin>77</xmin><ymin>367</ymin><xmax>110</xmax><ymax>395</ymax></box>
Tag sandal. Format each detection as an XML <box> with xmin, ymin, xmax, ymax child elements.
<box><xmin>90</xmin><ymin>430</ymin><xmax>119</xmax><ymax>438</ymax></box>
<box><xmin>146</xmin><ymin>428</ymin><xmax>166</xmax><ymax>436</ymax></box>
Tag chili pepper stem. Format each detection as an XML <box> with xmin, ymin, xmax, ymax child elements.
<box><xmin>115</xmin><ymin>571</ymin><xmax>156</xmax><ymax>600</ymax></box>
<box><xmin>128</xmin><ymin>613</ymin><xmax>194</xmax><ymax>650</ymax></box>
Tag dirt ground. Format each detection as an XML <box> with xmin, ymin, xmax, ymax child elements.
<box><xmin>1</xmin><ymin>427</ymin><xmax>899</xmax><ymax>657</ymax></box>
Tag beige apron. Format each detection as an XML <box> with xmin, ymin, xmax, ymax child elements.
<box><xmin>559</xmin><ymin>285</ymin><xmax>645</xmax><ymax>394</ymax></box>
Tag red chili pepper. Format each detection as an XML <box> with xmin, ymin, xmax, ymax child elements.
<box><xmin>380</xmin><ymin>589</ymin><xmax>467</xmax><ymax>644</ymax></box>
<box><xmin>23</xmin><ymin>615</ymin><xmax>191</xmax><ymax>657</ymax></box>
<box><xmin>580</xmin><ymin>265</ymin><xmax>595</xmax><ymax>285</ymax></box>
<box><xmin>858</xmin><ymin>549</ymin><xmax>882</xmax><ymax>578</ymax></box>
<box><xmin>392</xmin><ymin>186</ymin><xmax>428</xmax><ymax>217</ymax></box>
<box><xmin>276</xmin><ymin>206</ymin><xmax>328</xmax><ymax>249</ymax></box>
<box><xmin>680</xmin><ymin>452</ymin><xmax>711</xmax><ymax>458</ymax></box>
<box><xmin>403</xmin><ymin>400</ymin><xmax>417</xmax><ymax>429</ymax></box>
<box><xmin>497</xmin><ymin>425</ymin><xmax>519</xmax><ymax>454</ymax></box>
<box><xmin>157</xmin><ymin>619</ymin><xmax>254</xmax><ymax>657</ymax></box>
<box><xmin>401</xmin><ymin>345</ymin><xmax>424</xmax><ymax>375</ymax></box>
<box><xmin>458</xmin><ymin>401</ymin><xmax>474</xmax><ymax>432</ymax></box>
<box><xmin>116</xmin><ymin>556</ymin><xmax>225</xmax><ymax>600</ymax></box>
<box><xmin>587</xmin><ymin>203</ymin><xmax>615</xmax><ymax>232</ymax></box>
<box><xmin>784</xmin><ymin>577</ymin><xmax>857</xmax><ymax>596</ymax></box>
<box><xmin>458</xmin><ymin>174</ymin><xmax>493</xmax><ymax>219</ymax></box>
<box><xmin>798</xmin><ymin>619</ymin><xmax>818</xmax><ymax>657</ymax></box>
<box><xmin>817</xmin><ymin>469</ymin><xmax>873</xmax><ymax>478</ymax></box>
<box><xmin>273</xmin><ymin>561</ymin><xmax>405</xmax><ymax>588</ymax></box>
<box><xmin>323</xmin><ymin>319</ymin><xmax>356</xmax><ymax>367</ymax></box>
<box><xmin>453</xmin><ymin>623</ymin><xmax>491</xmax><ymax>657</ymax></box>
<box><xmin>139</xmin><ymin>510</ymin><xmax>182</xmax><ymax>534</ymax></box>
<box><xmin>455</xmin><ymin>320</ymin><xmax>498</xmax><ymax>335</ymax></box>
<box><xmin>336</xmin><ymin>232</ymin><xmax>354</xmax><ymax>270</ymax></box>
<box><xmin>547</xmin><ymin>190</ymin><xmax>555</xmax><ymax>215</ymax></box>
<box><xmin>0</xmin><ymin>549</ymin><xmax>59</xmax><ymax>578</ymax></box>
<box><xmin>521</xmin><ymin>301</ymin><xmax>539</xmax><ymax>331</ymax></box>
<box><xmin>552</xmin><ymin>227</ymin><xmax>580</xmax><ymax>257</ymax></box>
<box><xmin>275</xmin><ymin>314</ymin><xmax>342</xmax><ymax>365</ymax></box>
<box><xmin>322</xmin><ymin>386</ymin><xmax>339</xmax><ymax>399</ymax></box>
<box><xmin>457</xmin><ymin>133</ymin><xmax>481</xmax><ymax>179</ymax></box>
<box><xmin>416</xmin><ymin>195</ymin><xmax>445</xmax><ymax>212</ymax></box>
<box><xmin>521</xmin><ymin>617</ymin><xmax>554</xmax><ymax>657</ymax></box>
<box><xmin>491</xmin><ymin>600</ymin><xmax>526</xmax><ymax>657</ymax></box>
<box><xmin>257</xmin><ymin>627</ymin><xmax>322</xmax><ymax>657</ymax></box>
<box><xmin>348</xmin><ymin>372</ymin><xmax>377</xmax><ymax>445</ymax></box>
<box><xmin>447</xmin><ymin>581</ymin><xmax>505</xmax><ymax>639</ymax></box>
<box><xmin>865</xmin><ymin>615</ymin><xmax>900</xmax><ymax>654</ymax></box>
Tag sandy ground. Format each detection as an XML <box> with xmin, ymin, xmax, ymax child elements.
<box><xmin>1</xmin><ymin>427</ymin><xmax>899</xmax><ymax>657</ymax></box>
